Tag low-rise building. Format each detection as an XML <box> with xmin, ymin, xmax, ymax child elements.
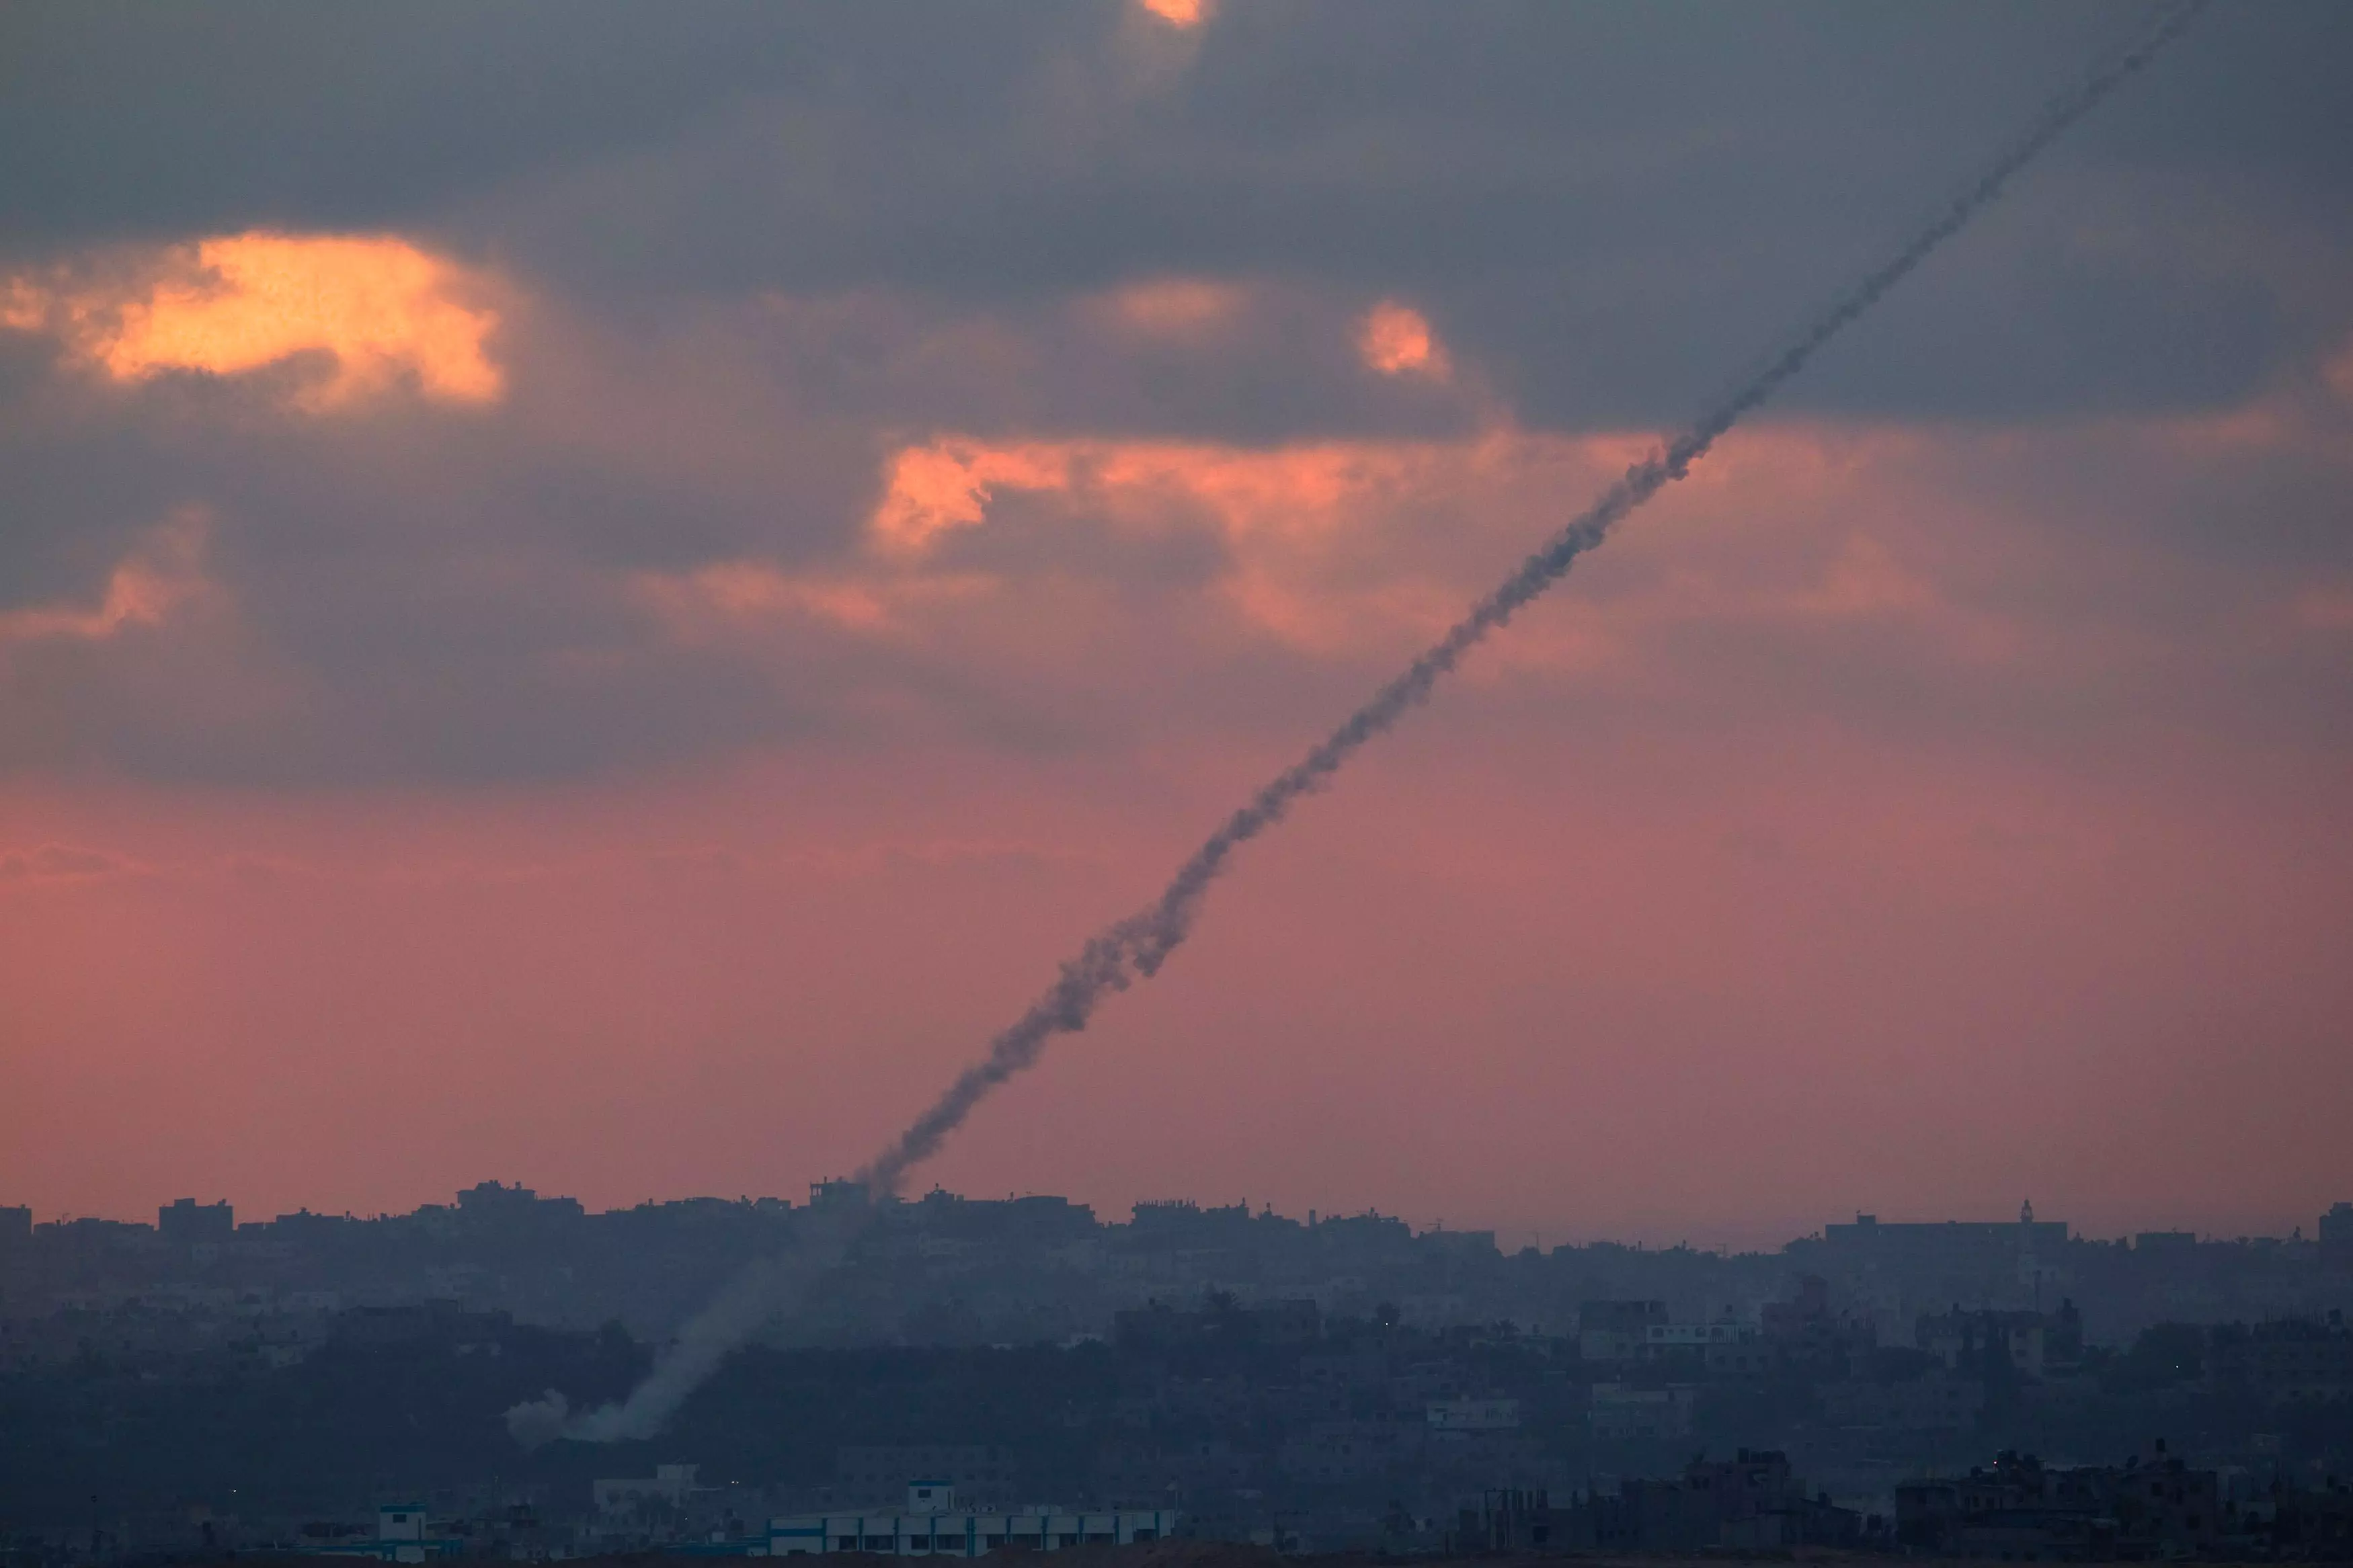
<box><xmin>349</xmin><ymin>1503</ymin><xmax>462</xmax><ymax>1563</ymax></box>
<box><xmin>1917</xmin><ymin>1307</ymin><xmax>2047</xmax><ymax>1379</ymax></box>
<box><xmin>1545</xmin><ymin>1452</ymin><xmax>1862</xmax><ymax>1552</ymax></box>
<box><xmin>1588</xmin><ymin>1382</ymin><xmax>1695</xmax><ymax>1441</ymax></box>
<box><xmin>1578</xmin><ymin>1300</ymin><xmax>1666</xmax><ymax>1364</ymax></box>
<box><xmin>1426</xmin><ymin>1396</ymin><xmax>1519</xmax><ymax>1431</ymax></box>
<box><xmin>2319</xmin><ymin>1202</ymin><xmax>2353</xmax><ymax>1259</ymax></box>
<box><xmin>2206</xmin><ymin>1312</ymin><xmax>2353</xmax><ymax>1403</ymax></box>
<box><xmin>158</xmin><ymin>1198</ymin><xmax>234</xmax><ymax>1245</ymax></box>
<box><xmin>1279</xmin><ymin>1419</ymin><xmax>1420</xmax><ymax>1483</ymax></box>
<box><xmin>768</xmin><ymin>1484</ymin><xmax>1174</xmax><ymax>1557</ymax></box>
<box><xmin>1644</xmin><ymin>1319</ymin><xmax>1751</xmax><ymax>1358</ymax></box>
<box><xmin>1897</xmin><ymin>1446</ymin><xmax>2222</xmax><ymax>1558</ymax></box>
<box><xmin>595</xmin><ymin>1463</ymin><xmax>702</xmax><ymax>1516</ymax></box>
<box><xmin>1819</xmin><ymin>1371</ymin><xmax>1984</xmax><ymax>1431</ymax></box>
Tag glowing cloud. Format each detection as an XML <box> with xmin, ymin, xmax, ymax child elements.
<box><xmin>843</xmin><ymin>420</ymin><xmax>2056</xmax><ymax>675</ymax></box>
<box><xmin>0</xmin><ymin>511</ymin><xmax>216</xmax><ymax>647</ymax></box>
<box><xmin>869</xmin><ymin>434</ymin><xmax>1437</xmax><ymax>562</ymax></box>
<box><xmin>1136</xmin><ymin>0</ymin><xmax>1210</xmax><ymax>28</ymax></box>
<box><xmin>1358</xmin><ymin>300</ymin><xmax>1451</xmax><ymax>380</ymax></box>
<box><xmin>1093</xmin><ymin>276</ymin><xmax>1248</xmax><ymax>337</ymax></box>
<box><xmin>4</xmin><ymin>233</ymin><xmax>504</xmax><ymax>411</ymax></box>
<box><xmin>870</xmin><ymin>440</ymin><xmax>1075</xmax><ymax>556</ymax></box>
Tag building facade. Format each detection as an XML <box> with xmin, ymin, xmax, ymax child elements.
<box><xmin>767</xmin><ymin>1487</ymin><xmax>1175</xmax><ymax>1557</ymax></box>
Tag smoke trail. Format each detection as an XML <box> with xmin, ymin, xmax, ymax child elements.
<box><xmin>507</xmin><ymin>1198</ymin><xmax>874</xmax><ymax>1446</ymax></box>
<box><xmin>854</xmin><ymin>0</ymin><xmax>2208</xmax><ymax>1198</ymax></box>
<box><xmin>519</xmin><ymin>0</ymin><xmax>2204</xmax><ymax>1448</ymax></box>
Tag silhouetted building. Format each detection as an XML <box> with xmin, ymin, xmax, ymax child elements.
<box><xmin>2320</xmin><ymin>1202</ymin><xmax>2353</xmax><ymax>1258</ymax></box>
<box><xmin>2276</xmin><ymin>1485</ymin><xmax>2353</xmax><ymax>1557</ymax></box>
<box><xmin>157</xmin><ymin>1197</ymin><xmax>233</xmax><ymax>1243</ymax></box>
<box><xmin>2205</xmin><ymin>1311</ymin><xmax>2353</xmax><ymax>1403</ymax></box>
<box><xmin>2135</xmin><ymin>1229</ymin><xmax>2199</xmax><ymax>1254</ymax></box>
<box><xmin>1550</xmin><ymin>1452</ymin><xmax>1860</xmax><ymax>1551</ymax></box>
<box><xmin>1919</xmin><ymin>1305</ymin><xmax>2050</xmax><ymax>1378</ymax></box>
<box><xmin>1898</xmin><ymin>1446</ymin><xmax>2221</xmax><ymax>1558</ymax></box>
<box><xmin>1578</xmin><ymin>1299</ymin><xmax>1667</xmax><ymax>1363</ymax></box>
<box><xmin>454</xmin><ymin>1180</ymin><xmax>584</xmax><ymax>1224</ymax></box>
<box><xmin>1825</xmin><ymin>1205</ymin><xmax>2068</xmax><ymax>1264</ymax></box>
<box><xmin>594</xmin><ymin>1464</ymin><xmax>701</xmax><ymax>1516</ymax></box>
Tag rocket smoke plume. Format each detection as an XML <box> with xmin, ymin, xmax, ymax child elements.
<box><xmin>510</xmin><ymin>0</ymin><xmax>2204</xmax><ymax>1450</ymax></box>
<box><xmin>856</xmin><ymin>0</ymin><xmax>2208</xmax><ymax>1200</ymax></box>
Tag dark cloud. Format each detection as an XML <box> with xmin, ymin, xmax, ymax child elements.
<box><xmin>7</xmin><ymin>3</ymin><xmax>2348</xmax><ymax>424</ymax></box>
<box><xmin>1</xmin><ymin>1</ymin><xmax>2349</xmax><ymax>787</ymax></box>
<box><xmin>0</xmin><ymin>1</ymin><xmax>1107</xmax><ymax>251</ymax></box>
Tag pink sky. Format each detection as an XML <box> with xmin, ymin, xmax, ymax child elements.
<box><xmin>5</xmin><ymin>700</ymin><xmax>2347</xmax><ymax>1246</ymax></box>
<box><xmin>5</xmin><ymin>12</ymin><xmax>2352</xmax><ymax>1246</ymax></box>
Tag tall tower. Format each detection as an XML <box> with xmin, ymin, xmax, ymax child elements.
<box><xmin>2018</xmin><ymin>1200</ymin><xmax>2040</xmax><ymax>1311</ymax></box>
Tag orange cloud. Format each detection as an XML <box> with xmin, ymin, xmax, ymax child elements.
<box><xmin>854</xmin><ymin>431</ymin><xmax>1611</xmax><ymax>656</ymax></box>
<box><xmin>1358</xmin><ymin>300</ymin><xmax>1451</xmax><ymax>380</ymax></box>
<box><xmin>3</xmin><ymin>233</ymin><xmax>503</xmax><ymax>411</ymax></box>
<box><xmin>871</xmin><ymin>439</ymin><xmax>1077</xmax><ymax>556</ymax></box>
<box><xmin>871</xmin><ymin>434</ymin><xmax>1455</xmax><ymax>558</ymax></box>
<box><xmin>1092</xmin><ymin>276</ymin><xmax>1249</xmax><ymax>337</ymax></box>
<box><xmin>1137</xmin><ymin>0</ymin><xmax>1210</xmax><ymax>27</ymax></box>
<box><xmin>847</xmin><ymin>420</ymin><xmax>2052</xmax><ymax>675</ymax></box>
<box><xmin>0</xmin><ymin>511</ymin><xmax>216</xmax><ymax>647</ymax></box>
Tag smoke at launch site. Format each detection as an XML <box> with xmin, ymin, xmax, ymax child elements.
<box><xmin>507</xmin><ymin>0</ymin><xmax>2207</xmax><ymax>1448</ymax></box>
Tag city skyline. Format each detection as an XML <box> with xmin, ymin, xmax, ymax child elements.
<box><xmin>15</xmin><ymin>1179</ymin><xmax>2352</xmax><ymax>1259</ymax></box>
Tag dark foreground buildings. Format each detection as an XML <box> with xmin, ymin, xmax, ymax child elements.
<box><xmin>3</xmin><ymin>1186</ymin><xmax>2352</xmax><ymax>1558</ymax></box>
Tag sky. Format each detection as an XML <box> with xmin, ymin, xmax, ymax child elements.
<box><xmin>3</xmin><ymin>0</ymin><xmax>2350</xmax><ymax>1249</ymax></box>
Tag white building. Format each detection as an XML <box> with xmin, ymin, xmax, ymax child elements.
<box><xmin>1644</xmin><ymin>1320</ymin><xmax>1751</xmax><ymax>1355</ymax></box>
<box><xmin>1427</xmin><ymin>1397</ymin><xmax>1520</xmax><ymax>1431</ymax></box>
<box><xmin>768</xmin><ymin>1484</ymin><xmax>1175</xmax><ymax>1557</ymax></box>
<box><xmin>377</xmin><ymin>1504</ymin><xmax>427</xmax><ymax>1543</ymax></box>
<box><xmin>367</xmin><ymin>1503</ymin><xmax>446</xmax><ymax>1564</ymax></box>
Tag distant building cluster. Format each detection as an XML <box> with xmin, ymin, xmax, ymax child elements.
<box><xmin>3</xmin><ymin>1186</ymin><xmax>2352</xmax><ymax>1561</ymax></box>
<box><xmin>760</xmin><ymin>1483</ymin><xmax>1175</xmax><ymax>1557</ymax></box>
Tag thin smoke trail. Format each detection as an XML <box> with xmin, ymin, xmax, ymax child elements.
<box><xmin>853</xmin><ymin>0</ymin><xmax>2209</xmax><ymax>1200</ymax></box>
<box><xmin>514</xmin><ymin>0</ymin><xmax>2204</xmax><ymax>1448</ymax></box>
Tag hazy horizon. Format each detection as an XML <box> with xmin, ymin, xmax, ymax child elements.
<box><xmin>24</xmin><ymin>1174</ymin><xmax>2345</xmax><ymax>1257</ymax></box>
